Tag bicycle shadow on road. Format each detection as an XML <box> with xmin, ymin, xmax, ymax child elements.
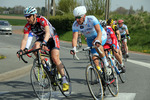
<box><xmin>0</xmin><ymin>81</ymin><xmax>36</xmax><ymax>100</ymax></box>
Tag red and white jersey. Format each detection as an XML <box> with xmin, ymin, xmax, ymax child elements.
<box><xmin>24</xmin><ymin>16</ymin><xmax>55</xmax><ymax>38</ymax></box>
<box><xmin>105</xmin><ymin>26</ymin><xmax>117</xmax><ymax>46</ymax></box>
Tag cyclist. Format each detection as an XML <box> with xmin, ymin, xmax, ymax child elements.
<box><xmin>16</xmin><ymin>6</ymin><xmax>69</xmax><ymax>91</ymax></box>
<box><xmin>104</xmin><ymin>18</ymin><xmax>125</xmax><ymax>72</ymax></box>
<box><xmin>111</xmin><ymin>19</ymin><xmax>122</xmax><ymax>57</ymax></box>
<box><xmin>117</xmin><ymin>19</ymin><xmax>130</xmax><ymax>58</ymax></box>
<box><xmin>70</xmin><ymin>6</ymin><xmax>112</xmax><ymax>75</ymax></box>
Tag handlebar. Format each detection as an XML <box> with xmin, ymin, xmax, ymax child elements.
<box><xmin>73</xmin><ymin>46</ymin><xmax>103</xmax><ymax>60</ymax></box>
<box><xmin>19</xmin><ymin>48</ymin><xmax>50</xmax><ymax>63</ymax></box>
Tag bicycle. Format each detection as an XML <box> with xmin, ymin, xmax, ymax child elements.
<box><xmin>104</xmin><ymin>47</ymin><xmax>126</xmax><ymax>83</ymax></box>
<box><xmin>120</xmin><ymin>37</ymin><xmax>128</xmax><ymax>62</ymax></box>
<box><xmin>19</xmin><ymin>48</ymin><xmax>72</xmax><ymax>100</ymax></box>
<box><xmin>73</xmin><ymin>46</ymin><xmax>119</xmax><ymax>100</ymax></box>
<box><xmin>77</xmin><ymin>35</ymin><xmax>82</xmax><ymax>49</ymax></box>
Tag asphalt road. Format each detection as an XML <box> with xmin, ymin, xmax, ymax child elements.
<box><xmin>0</xmin><ymin>33</ymin><xmax>150</xmax><ymax>100</ymax></box>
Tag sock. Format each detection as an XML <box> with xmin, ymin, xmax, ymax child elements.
<box><xmin>96</xmin><ymin>66</ymin><xmax>102</xmax><ymax>72</ymax></box>
<box><xmin>62</xmin><ymin>76</ymin><xmax>68</xmax><ymax>84</ymax></box>
<box><xmin>120</xmin><ymin>63</ymin><xmax>123</xmax><ymax>67</ymax></box>
<box><xmin>101</xmin><ymin>56</ymin><xmax>109</xmax><ymax>67</ymax></box>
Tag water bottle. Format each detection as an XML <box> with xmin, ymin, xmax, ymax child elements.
<box><xmin>44</xmin><ymin>58</ymin><xmax>51</xmax><ymax>71</ymax></box>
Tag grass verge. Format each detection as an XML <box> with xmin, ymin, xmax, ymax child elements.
<box><xmin>0</xmin><ymin>55</ymin><xmax>6</xmax><ymax>60</ymax></box>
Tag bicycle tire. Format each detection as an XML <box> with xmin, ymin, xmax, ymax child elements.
<box><xmin>107</xmin><ymin>58</ymin><xmax>119</xmax><ymax>97</ymax></box>
<box><xmin>77</xmin><ymin>37</ymin><xmax>82</xmax><ymax>49</ymax></box>
<box><xmin>57</xmin><ymin>65</ymin><xmax>72</xmax><ymax>97</ymax></box>
<box><xmin>86</xmin><ymin>64</ymin><xmax>104</xmax><ymax>100</ymax></box>
<box><xmin>30</xmin><ymin>59</ymin><xmax>51</xmax><ymax>100</ymax></box>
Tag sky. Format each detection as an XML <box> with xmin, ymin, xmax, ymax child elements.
<box><xmin>0</xmin><ymin>0</ymin><xmax>150</xmax><ymax>12</ymax></box>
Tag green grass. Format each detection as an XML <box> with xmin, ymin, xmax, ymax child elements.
<box><xmin>0</xmin><ymin>14</ymin><xmax>23</xmax><ymax>16</ymax></box>
<box><xmin>0</xmin><ymin>55</ymin><xmax>6</xmax><ymax>60</ymax></box>
<box><xmin>0</xmin><ymin>18</ymin><xmax>26</xmax><ymax>26</ymax></box>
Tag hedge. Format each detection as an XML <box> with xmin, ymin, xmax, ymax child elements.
<box><xmin>49</xmin><ymin>14</ymin><xmax>75</xmax><ymax>31</ymax></box>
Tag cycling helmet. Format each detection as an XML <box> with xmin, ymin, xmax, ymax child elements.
<box><xmin>24</xmin><ymin>6</ymin><xmax>37</xmax><ymax>17</ymax></box>
<box><xmin>107</xmin><ymin>18</ymin><xmax>113</xmax><ymax>25</ymax></box>
<box><xmin>118</xmin><ymin>19</ymin><xmax>124</xmax><ymax>24</ymax></box>
<box><xmin>100</xmin><ymin>20</ymin><xmax>107</xmax><ymax>28</ymax></box>
<box><xmin>73</xmin><ymin>6</ymin><xmax>87</xmax><ymax>17</ymax></box>
<box><xmin>113</xmin><ymin>21</ymin><xmax>117</xmax><ymax>25</ymax></box>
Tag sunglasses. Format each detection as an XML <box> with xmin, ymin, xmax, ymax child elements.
<box><xmin>25</xmin><ymin>15</ymin><xmax>32</xmax><ymax>18</ymax></box>
<box><xmin>75</xmin><ymin>16</ymin><xmax>82</xmax><ymax>20</ymax></box>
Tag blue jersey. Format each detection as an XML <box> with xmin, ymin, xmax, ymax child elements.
<box><xmin>72</xmin><ymin>15</ymin><xmax>106</xmax><ymax>40</ymax></box>
<box><xmin>117</xmin><ymin>24</ymin><xmax>128</xmax><ymax>36</ymax></box>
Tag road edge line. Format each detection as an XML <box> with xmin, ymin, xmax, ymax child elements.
<box><xmin>0</xmin><ymin>64</ymin><xmax>32</xmax><ymax>82</ymax></box>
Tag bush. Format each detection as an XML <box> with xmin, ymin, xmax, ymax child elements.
<box><xmin>49</xmin><ymin>14</ymin><xmax>75</xmax><ymax>31</ymax></box>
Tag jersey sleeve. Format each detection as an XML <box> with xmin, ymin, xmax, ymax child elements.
<box><xmin>24</xmin><ymin>23</ymin><xmax>31</xmax><ymax>34</ymax></box>
<box><xmin>72</xmin><ymin>22</ymin><xmax>79</xmax><ymax>33</ymax></box>
<box><xmin>39</xmin><ymin>17</ymin><xmax>49</xmax><ymax>27</ymax></box>
<box><xmin>109</xmin><ymin>28</ymin><xmax>117</xmax><ymax>45</ymax></box>
<box><xmin>92</xmin><ymin>16</ymin><xmax>99</xmax><ymax>26</ymax></box>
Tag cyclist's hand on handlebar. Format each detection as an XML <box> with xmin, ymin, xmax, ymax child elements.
<box><xmin>111</xmin><ymin>44</ymin><xmax>116</xmax><ymax>49</ymax></box>
<box><xmin>41</xmin><ymin>42</ymin><xmax>49</xmax><ymax>51</ymax></box>
<box><xmin>23</xmin><ymin>48</ymin><xmax>28</xmax><ymax>53</ymax></box>
<box><xmin>70</xmin><ymin>47</ymin><xmax>76</xmax><ymax>55</ymax></box>
<box><xmin>16</xmin><ymin>49</ymin><xmax>23</xmax><ymax>58</ymax></box>
<box><xmin>93</xmin><ymin>40</ymin><xmax>101</xmax><ymax>47</ymax></box>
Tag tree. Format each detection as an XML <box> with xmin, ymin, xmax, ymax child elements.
<box><xmin>84</xmin><ymin>0</ymin><xmax>106</xmax><ymax>15</ymax></box>
<box><xmin>41</xmin><ymin>7</ymin><xmax>46</xmax><ymax>16</ymax></box>
<box><xmin>129</xmin><ymin>5</ymin><xmax>135</xmax><ymax>15</ymax></box>
<box><xmin>115</xmin><ymin>7</ymin><xmax>128</xmax><ymax>15</ymax></box>
<box><xmin>140</xmin><ymin>5</ymin><xmax>144</xmax><ymax>12</ymax></box>
<box><xmin>57</xmin><ymin>0</ymin><xmax>79</xmax><ymax>13</ymax></box>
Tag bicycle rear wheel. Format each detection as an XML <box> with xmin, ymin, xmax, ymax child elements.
<box><xmin>57</xmin><ymin>65</ymin><xmax>72</xmax><ymax>97</ymax></box>
<box><xmin>107</xmin><ymin>58</ymin><xmax>119</xmax><ymax>97</ymax></box>
<box><xmin>86</xmin><ymin>64</ymin><xmax>104</xmax><ymax>100</ymax></box>
<box><xmin>117</xmin><ymin>63</ymin><xmax>126</xmax><ymax>83</ymax></box>
<box><xmin>30</xmin><ymin>59</ymin><xmax>51</xmax><ymax>100</ymax></box>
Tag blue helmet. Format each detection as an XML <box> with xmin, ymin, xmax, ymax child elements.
<box><xmin>24</xmin><ymin>6</ymin><xmax>37</xmax><ymax>17</ymax></box>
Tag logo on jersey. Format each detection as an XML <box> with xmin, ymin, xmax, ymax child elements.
<box><xmin>87</xmin><ymin>24</ymin><xmax>90</xmax><ymax>27</ymax></box>
<box><xmin>80</xmin><ymin>26</ymin><xmax>84</xmax><ymax>29</ymax></box>
<box><xmin>24</xmin><ymin>27</ymin><xmax>28</xmax><ymax>31</ymax></box>
<box><xmin>42</xmin><ymin>21</ymin><xmax>45</xmax><ymax>25</ymax></box>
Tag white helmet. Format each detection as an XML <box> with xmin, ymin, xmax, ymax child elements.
<box><xmin>24</xmin><ymin>6</ymin><xmax>37</xmax><ymax>17</ymax></box>
<box><xmin>73</xmin><ymin>6</ymin><xmax>87</xmax><ymax>17</ymax></box>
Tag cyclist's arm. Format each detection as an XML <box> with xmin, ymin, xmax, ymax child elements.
<box><xmin>72</xmin><ymin>32</ymin><xmax>78</xmax><ymax>48</ymax></box>
<box><xmin>116</xmin><ymin>30</ymin><xmax>121</xmax><ymax>41</ymax></box>
<box><xmin>43</xmin><ymin>25</ymin><xmax>50</xmax><ymax>43</ymax></box>
<box><xmin>94</xmin><ymin>24</ymin><xmax>102</xmax><ymax>43</ymax></box>
<box><xmin>20</xmin><ymin>34</ymin><xmax>29</xmax><ymax>50</ymax></box>
<box><xmin>25</xmin><ymin>36</ymin><xmax>33</xmax><ymax>49</ymax></box>
<box><xmin>126</xmin><ymin>29</ymin><xmax>129</xmax><ymax>35</ymax></box>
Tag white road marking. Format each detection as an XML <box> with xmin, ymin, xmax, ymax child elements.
<box><xmin>105</xmin><ymin>93</ymin><xmax>136</xmax><ymax>100</ymax></box>
<box><xmin>0</xmin><ymin>91</ymin><xmax>9</xmax><ymax>95</ymax></box>
<box><xmin>33</xmin><ymin>91</ymin><xmax>73</xmax><ymax>100</ymax></box>
<box><xmin>128</xmin><ymin>59</ymin><xmax>150</xmax><ymax>68</ymax></box>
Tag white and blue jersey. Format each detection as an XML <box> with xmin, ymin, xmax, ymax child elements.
<box><xmin>117</xmin><ymin>24</ymin><xmax>128</xmax><ymax>36</ymax></box>
<box><xmin>72</xmin><ymin>15</ymin><xmax>107</xmax><ymax>55</ymax></box>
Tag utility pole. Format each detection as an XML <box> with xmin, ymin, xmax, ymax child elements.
<box><xmin>47</xmin><ymin>0</ymin><xmax>50</xmax><ymax>19</ymax></box>
<box><xmin>51</xmin><ymin>0</ymin><xmax>55</xmax><ymax>16</ymax></box>
<box><xmin>105</xmin><ymin>0</ymin><xmax>110</xmax><ymax>20</ymax></box>
<box><xmin>53</xmin><ymin>0</ymin><xmax>55</xmax><ymax>16</ymax></box>
<box><xmin>45</xmin><ymin>0</ymin><xmax>47</xmax><ymax>17</ymax></box>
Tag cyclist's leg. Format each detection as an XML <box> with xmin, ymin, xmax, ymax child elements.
<box><xmin>48</xmin><ymin>35</ymin><xmax>69</xmax><ymax>91</ymax></box>
<box><xmin>122</xmin><ymin>35</ymin><xmax>129</xmax><ymax>56</ymax></box>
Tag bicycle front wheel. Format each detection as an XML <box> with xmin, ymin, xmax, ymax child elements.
<box><xmin>86</xmin><ymin>64</ymin><xmax>104</xmax><ymax>100</ymax></box>
<box><xmin>107</xmin><ymin>58</ymin><xmax>119</xmax><ymax>97</ymax></box>
<box><xmin>57</xmin><ymin>65</ymin><xmax>72</xmax><ymax>97</ymax></box>
<box><xmin>30</xmin><ymin>59</ymin><xmax>51</xmax><ymax>100</ymax></box>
